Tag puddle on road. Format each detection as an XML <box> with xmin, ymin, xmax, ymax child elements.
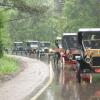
<box><xmin>37</xmin><ymin>58</ymin><xmax>100</xmax><ymax>100</ymax></box>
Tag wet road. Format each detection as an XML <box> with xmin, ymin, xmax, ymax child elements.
<box><xmin>6</xmin><ymin>53</ymin><xmax>100</xmax><ymax>100</ymax></box>
<box><xmin>0</xmin><ymin>55</ymin><xmax>49</xmax><ymax>100</ymax></box>
<box><xmin>37</xmin><ymin>56</ymin><xmax>100</xmax><ymax>100</ymax></box>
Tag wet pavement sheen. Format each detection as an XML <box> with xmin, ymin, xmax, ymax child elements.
<box><xmin>37</xmin><ymin>57</ymin><xmax>100</xmax><ymax>100</ymax></box>
<box><xmin>0</xmin><ymin>55</ymin><xmax>49</xmax><ymax>100</ymax></box>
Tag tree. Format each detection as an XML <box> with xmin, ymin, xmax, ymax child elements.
<box><xmin>62</xmin><ymin>0</ymin><xmax>100</xmax><ymax>32</ymax></box>
<box><xmin>0</xmin><ymin>13</ymin><xmax>4</xmax><ymax>58</ymax></box>
<box><xmin>7</xmin><ymin>0</ymin><xmax>54</xmax><ymax>42</ymax></box>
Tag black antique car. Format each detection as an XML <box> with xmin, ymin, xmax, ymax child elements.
<box><xmin>25</xmin><ymin>40</ymin><xmax>38</xmax><ymax>55</ymax></box>
<box><xmin>12</xmin><ymin>42</ymin><xmax>24</xmax><ymax>55</ymax></box>
<box><xmin>76</xmin><ymin>28</ymin><xmax>100</xmax><ymax>83</ymax></box>
<box><xmin>37</xmin><ymin>41</ymin><xmax>51</xmax><ymax>58</ymax></box>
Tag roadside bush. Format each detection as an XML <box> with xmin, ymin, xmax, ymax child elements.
<box><xmin>0</xmin><ymin>56</ymin><xmax>18</xmax><ymax>74</ymax></box>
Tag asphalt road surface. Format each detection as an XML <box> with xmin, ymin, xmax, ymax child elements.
<box><xmin>37</xmin><ymin>56</ymin><xmax>100</xmax><ymax>100</ymax></box>
<box><xmin>0</xmin><ymin>55</ymin><xmax>49</xmax><ymax>100</ymax></box>
<box><xmin>1</xmin><ymin>54</ymin><xmax>100</xmax><ymax>100</ymax></box>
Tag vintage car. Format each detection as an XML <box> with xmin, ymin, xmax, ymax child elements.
<box><xmin>37</xmin><ymin>41</ymin><xmax>51</xmax><ymax>58</ymax></box>
<box><xmin>25</xmin><ymin>40</ymin><xmax>38</xmax><ymax>55</ymax></box>
<box><xmin>76</xmin><ymin>28</ymin><xmax>100</xmax><ymax>83</ymax></box>
<box><xmin>12</xmin><ymin>42</ymin><xmax>24</xmax><ymax>55</ymax></box>
<box><xmin>61</xmin><ymin>33</ymin><xmax>80</xmax><ymax>70</ymax></box>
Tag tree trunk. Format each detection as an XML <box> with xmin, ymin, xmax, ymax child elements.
<box><xmin>0</xmin><ymin>39</ymin><xmax>3</xmax><ymax>58</ymax></box>
<box><xmin>0</xmin><ymin>15</ymin><xmax>3</xmax><ymax>58</ymax></box>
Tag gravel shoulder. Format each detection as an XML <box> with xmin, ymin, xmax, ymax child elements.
<box><xmin>0</xmin><ymin>55</ymin><xmax>49</xmax><ymax>100</ymax></box>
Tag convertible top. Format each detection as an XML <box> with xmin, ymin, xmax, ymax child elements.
<box><xmin>26</xmin><ymin>40</ymin><xmax>38</xmax><ymax>43</ymax></box>
<box><xmin>62</xmin><ymin>33</ymin><xmax>77</xmax><ymax>36</ymax></box>
<box><xmin>14</xmin><ymin>42</ymin><xmax>23</xmax><ymax>44</ymax></box>
<box><xmin>79</xmin><ymin>28</ymin><xmax>100</xmax><ymax>32</ymax></box>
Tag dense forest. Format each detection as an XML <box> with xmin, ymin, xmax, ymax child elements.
<box><xmin>0</xmin><ymin>0</ymin><xmax>100</xmax><ymax>57</ymax></box>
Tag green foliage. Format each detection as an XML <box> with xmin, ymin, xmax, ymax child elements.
<box><xmin>0</xmin><ymin>56</ymin><xmax>18</xmax><ymax>74</ymax></box>
<box><xmin>1</xmin><ymin>0</ymin><xmax>99</xmax><ymax>45</ymax></box>
<box><xmin>9</xmin><ymin>0</ymin><xmax>49</xmax><ymax>14</ymax></box>
<box><xmin>63</xmin><ymin>0</ymin><xmax>100</xmax><ymax>32</ymax></box>
<box><xmin>0</xmin><ymin>9</ymin><xmax>11</xmax><ymax>48</ymax></box>
<box><xmin>8</xmin><ymin>0</ymin><xmax>54</xmax><ymax>42</ymax></box>
<box><xmin>24</xmin><ymin>0</ymin><xmax>50</xmax><ymax>6</ymax></box>
<box><xmin>0</xmin><ymin>13</ymin><xmax>4</xmax><ymax>58</ymax></box>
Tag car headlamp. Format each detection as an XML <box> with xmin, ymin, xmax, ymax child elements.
<box><xmin>68</xmin><ymin>54</ymin><xmax>73</xmax><ymax>60</ymax></box>
<box><xmin>85</xmin><ymin>56</ymin><xmax>91</xmax><ymax>63</ymax></box>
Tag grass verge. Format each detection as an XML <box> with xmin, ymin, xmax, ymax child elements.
<box><xmin>0</xmin><ymin>56</ymin><xmax>18</xmax><ymax>75</ymax></box>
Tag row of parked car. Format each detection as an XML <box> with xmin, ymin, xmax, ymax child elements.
<box><xmin>53</xmin><ymin>28</ymin><xmax>100</xmax><ymax>83</ymax></box>
<box><xmin>12</xmin><ymin>40</ymin><xmax>52</xmax><ymax>58</ymax></box>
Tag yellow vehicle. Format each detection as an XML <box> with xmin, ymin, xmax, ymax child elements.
<box><xmin>76</xmin><ymin>28</ymin><xmax>100</xmax><ymax>83</ymax></box>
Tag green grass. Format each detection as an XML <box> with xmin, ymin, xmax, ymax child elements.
<box><xmin>0</xmin><ymin>56</ymin><xmax>19</xmax><ymax>74</ymax></box>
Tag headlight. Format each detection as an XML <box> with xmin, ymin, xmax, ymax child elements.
<box><xmin>49</xmin><ymin>49</ymin><xmax>54</xmax><ymax>53</ymax></box>
<box><xmin>42</xmin><ymin>49</ymin><xmax>44</xmax><ymax>52</ymax></box>
<box><xmin>85</xmin><ymin>56</ymin><xmax>91</xmax><ymax>63</ymax></box>
<box><xmin>68</xmin><ymin>54</ymin><xmax>73</xmax><ymax>60</ymax></box>
<box><xmin>39</xmin><ymin>49</ymin><xmax>42</xmax><ymax>52</ymax></box>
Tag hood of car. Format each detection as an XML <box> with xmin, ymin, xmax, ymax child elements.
<box><xmin>85</xmin><ymin>49</ymin><xmax>100</xmax><ymax>57</ymax></box>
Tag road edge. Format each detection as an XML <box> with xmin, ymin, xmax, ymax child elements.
<box><xmin>30</xmin><ymin>61</ymin><xmax>53</xmax><ymax>100</ymax></box>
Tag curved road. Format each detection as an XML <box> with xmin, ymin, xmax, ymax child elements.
<box><xmin>0</xmin><ymin>55</ymin><xmax>100</xmax><ymax>100</ymax></box>
<box><xmin>0</xmin><ymin>55</ymin><xmax>49</xmax><ymax>100</ymax></box>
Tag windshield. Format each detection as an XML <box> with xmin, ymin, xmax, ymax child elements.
<box><xmin>62</xmin><ymin>35</ymin><xmax>78</xmax><ymax>50</ymax></box>
<box><xmin>82</xmin><ymin>32</ymin><xmax>100</xmax><ymax>49</ymax></box>
<box><xmin>14</xmin><ymin>43</ymin><xmax>22</xmax><ymax>47</ymax></box>
<box><xmin>40</xmin><ymin>43</ymin><xmax>50</xmax><ymax>47</ymax></box>
<box><xmin>27</xmin><ymin>42</ymin><xmax>38</xmax><ymax>46</ymax></box>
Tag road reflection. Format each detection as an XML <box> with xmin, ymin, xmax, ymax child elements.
<box><xmin>37</xmin><ymin>58</ymin><xmax>100</xmax><ymax>100</ymax></box>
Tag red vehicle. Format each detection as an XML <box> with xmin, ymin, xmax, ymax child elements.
<box><xmin>61</xmin><ymin>33</ymin><xmax>80</xmax><ymax>70</ymax></box>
